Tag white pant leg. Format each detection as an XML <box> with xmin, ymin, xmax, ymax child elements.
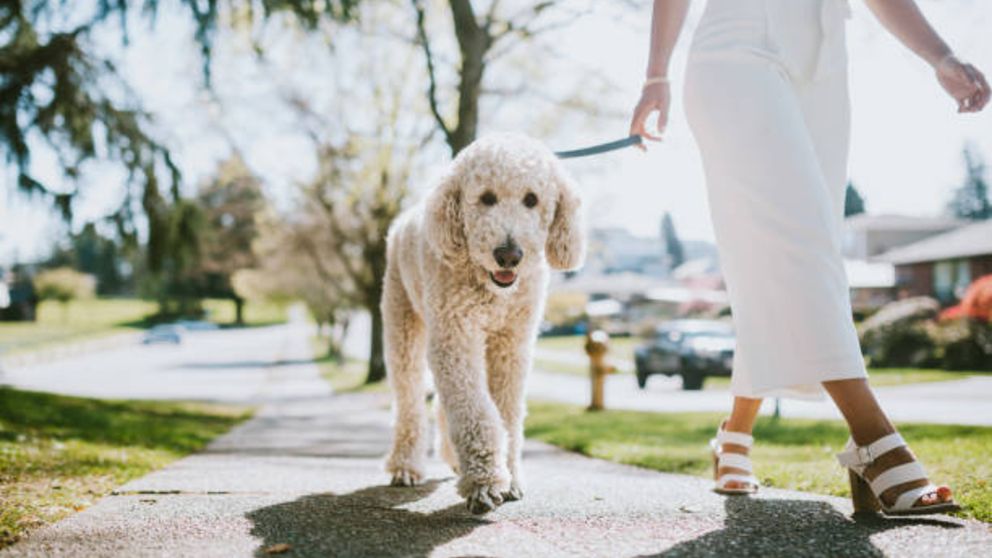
<box><xmin>684</xmin><ymin>48</ymin><xmax>866</xmax><ymax>399</ymax></box>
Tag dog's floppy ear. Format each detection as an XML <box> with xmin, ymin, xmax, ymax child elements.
<box><xmin>545</xmin><ymin>162</ymin><xmax>585</xmax><ymax>271</ymax></box>
<box><xmin>424</xmin><ymin>169</ymin><xmax>466</xmax><ymax>262</ymax></box>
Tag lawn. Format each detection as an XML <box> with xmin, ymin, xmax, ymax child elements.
<box><xmin>0</xmin><ymin>299</ymin><xmax>157</xmax><ymax>355</ymax></box>
<box><xmin>310</xmin><ymin>338</ymin><xmax>386</xmax><ymax>394</ymax></box>
<box><xmin>0</xmin><ymin>298</ymin><xmax>288</xmax><ymax>356</ymax></box>
<box><xmin>525</xmin><ymin>401</ymin><xmax>992</xmax><ymax>523</ymax></box>
<box><xmin>0</xmin><ymin>387</ymin><xmax>251</xmax><ymax>549</ymax></box>
<box><xmin>535</xmin><ymin>335</ymin><xmax>985</xmax><ymax>388</ymax></box>
<box><xmin>537</xmin><ymin>334</ymin><xmax>638</xmax><ymax>362</ymax></box>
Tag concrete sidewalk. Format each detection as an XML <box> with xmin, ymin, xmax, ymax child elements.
<box><xmin>5</xmin><ymin>389</ymin><xmax>991</xmax><ymax>558</ymax></box>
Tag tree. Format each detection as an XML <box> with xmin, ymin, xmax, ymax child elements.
<box><xmin>47</xmin><ymin>223</ymin><xmax>132</xmax><ymax>295</ymax></box>
<box><xmin>947</xmin><ymin>145</ymin><xmax>991</xmax><ymax>221</ymax></box>
<box><xmin>196</xmin><ymin>156</ymin><xmax>265</xmax><ymax>325</ymax></box>
<box><xmin>1</xmin><ymin>0</ymin><xmax>359</xmax><ymax>270</ymax></box>
<box><xmin>32</xmin><ymin>267</ymin><xmax>96</xmax><ymax>321</ymax></box>
<box><xmin>300</xmin><ymin>140</ymin><xmax>409</xmax><ymax>383</ymax></box>
<box><xmin>661</xmin><ymin>212</ymin><xmax>685</xmax><ymax>271</ymax></box>
<box><xmin>844</xmin><ymin>181</ymin><xmax>867</xmax><ymax>217</ymax></box>
<box><xmin>411</xmin><ymin>0</ymin><xmax>598</xmax><ymax>155</ymax></box>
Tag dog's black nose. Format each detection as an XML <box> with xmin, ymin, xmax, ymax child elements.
<box><xmin>493</xmin><ymin>243</ymin><xmax>523</xmax><ymax>268</ymax></box>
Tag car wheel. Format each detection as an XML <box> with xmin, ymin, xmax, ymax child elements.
<box><xmin>681</xmin><ymin>371</ymin><xmax>704</xmax><ymax>391</ymax></box>
<box><xmin>636</xmin><ymin>372</ymin><xmax>648</xmax><ymax>390</ymax></box>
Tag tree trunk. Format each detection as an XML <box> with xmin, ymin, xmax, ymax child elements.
<box><xmin>448</xmin><ymin>0</ymin><xmax>489</xmax><ymax>155</ymax></box>
<box><xmin>233</xmin><ymin>296</ymin><xmax>245</xmax><ymax>325</ymax></box>
<box><xmin>365</xmin><ymin>300</ymin><xmax>386</xmax><ymax>384</ymax></box>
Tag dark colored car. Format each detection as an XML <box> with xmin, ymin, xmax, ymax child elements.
<box><xmin>634</xmin><ymin>320</ymin><xmax>735</xmax><ymax>390</ymax></box>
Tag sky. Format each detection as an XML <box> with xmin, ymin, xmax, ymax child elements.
<box><xmin>1</xmin><ymin>0</ymin><xmax>991</xmax><ymax>264</ymax></box>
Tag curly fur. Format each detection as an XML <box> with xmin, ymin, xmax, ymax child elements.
<box><xmin>381</xmin><ymin>133</ymin><xmax>585</xmax><ymax>513</ymax></box>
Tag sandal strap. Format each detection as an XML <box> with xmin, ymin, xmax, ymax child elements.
<box><xmin>716</xmin><ymin>429</ymin><xmax>753</xmax><ymax>448</ymax></box>
<box><xmin>718</xmin><ymin>452</ymin><xmax>753</xmax><ymax>472</ymax></box>
<box><xmin>716</xmin><ymin>473</ymin><xmax>759</xmax><ymax>489</ymax></box>
<box><xmin>836</xmin><ymin>432</ymin><xmax>905</xmax><ymax>468</ymax></box>
<box><xmin>892</xmin><ymin>483</ymin><xmax>938</xmax><ymax>512</ymax></box>
<box><xmin>869</xmin><ymin>461</ymin><xmax>927</xmax><ymax>495</ymax></box>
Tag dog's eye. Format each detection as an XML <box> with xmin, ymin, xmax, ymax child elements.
<box><xmin>523</xmin><ymin>192</ymin><xmax>538</xmax><ymax>208</ymax></box>
<box><xmin>480</xmin><ymin>191</ymin><xmax>498</xmax><ymax>206</ymax></box>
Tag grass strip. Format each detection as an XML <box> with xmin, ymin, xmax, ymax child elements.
<box><xmin>0</xmin><ymin>388</ymin><xmax>251</xmax><ymax>548</ymax></box>
<box><xmin>525</xmin><ymin>401</ymin><xmax>992</xmax><ymax>523</ymax></box>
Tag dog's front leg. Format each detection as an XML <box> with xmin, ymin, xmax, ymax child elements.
<box><xmin>429</xmin><ymin>325</ymin><xmax>511</xmax><ymax>514</ymax></box>
<box><xmin>486</xmin><ymin>326</ymin><xmax>533</xmax><ymax>502</ymax></box>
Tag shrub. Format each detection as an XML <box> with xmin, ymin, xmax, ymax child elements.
<box><xmin>858</xmin><ymin>297</ymin><xmax>940</xmax><ymax>367</ymax></box>
<box><xmin>32</xmin><ymin>267</ymin><xmax>96</xmax><ymax>305</ymax></box>
<box><xmin>929</xmin><ymin>319</ymin><xmax>992</xmax><ymax>371</ymax></box>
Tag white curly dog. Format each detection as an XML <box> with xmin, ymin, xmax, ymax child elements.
<box><xmin>381</xmin><ymin>133</ymin><xmax>585</xmax><ymax>514</ymax></box>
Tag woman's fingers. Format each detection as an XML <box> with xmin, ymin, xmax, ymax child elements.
<box><xmin>656</xmin><ymin>109</ymin><xmax>669</xmax><ymax>136</ymax></box>
<box><xmin>967</xmin><ymin>66</ymin><xmax>990</xmax><ymax>111</ymax></box>
<box><xmin>631</xmin><ymin>103</ymin><xmax>664</xmax><ymax>142</ymax></box>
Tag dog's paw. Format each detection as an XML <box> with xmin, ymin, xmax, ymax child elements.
<box><xmin>502</xmin><ymin>480</ymin><xmax>524</xmax><ymax>502</ymax></box>
<box><xmin>465</xmin><ymin>483</ymin><xmax>505</xmax><ymax>515</ymax></box>
<box><xmin>388</xmin><ymin>467</ymin><xmax>423</xmax><ymax>487</ymax></box>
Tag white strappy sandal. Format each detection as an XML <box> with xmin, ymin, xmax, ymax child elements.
<box><xmin>836</xmin><ymin>432</ymin><xmax>960</xmax><ymax>516</ymax></box>
<box><xmin>710</xmin><ymin>424</ymin><xmax>759</xmax><ymax>495</ymax></box>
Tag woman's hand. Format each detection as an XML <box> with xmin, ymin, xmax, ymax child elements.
<box><xmin>935</xmin><ymin>55</ymin><xmax>990</xmax><ymax>113</ymax></box>
<box><xmin>629</xmin><ymin>82</ymin><xmax>671</xmax><ymax>150</ymax></box>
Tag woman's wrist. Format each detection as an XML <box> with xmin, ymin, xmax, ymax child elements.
<box><xmin>643</xmin><ymin>75</ymin><xmax>670</xmax><ymax>88</ymax></box>
<box><xmin>925</xmin><ymin>44</ymin><xmax>955</xmax><ymax>69</ymax></box>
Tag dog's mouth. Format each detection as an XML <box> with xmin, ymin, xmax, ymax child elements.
<box><xmin>489</xmin><ymin>270</ymin><xmax>517</xmax><ymax>288</ymax></box>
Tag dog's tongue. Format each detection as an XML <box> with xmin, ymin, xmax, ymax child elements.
<box><xmin>493</xmin><ymin>270</ymin><xmax>516</xmax><ymax>283</ymax></box>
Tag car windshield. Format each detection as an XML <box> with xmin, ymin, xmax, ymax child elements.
<box><xmin>656</xmin><ymin>327</ymin><xmax>733</xmax><ymax>343</ymax></box>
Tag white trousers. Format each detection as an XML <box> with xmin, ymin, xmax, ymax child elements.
<box><xmin>685</xmin><ymin>0</ymin><xmax>866</xmax><ymax>399</ymax></box>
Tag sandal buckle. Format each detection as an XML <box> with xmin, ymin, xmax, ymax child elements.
<box><xmin>857</xmin><ymin>445</ymin><xmax>874</xmax><ymax>466</ymax></box>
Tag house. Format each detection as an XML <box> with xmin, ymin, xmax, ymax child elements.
<box><xmin>843</xmin><ymin>214</ymin><xmax>964</xmax><ymax>259</ymax></box>
<box><xmin>584</xmin><ymin>228</ymin><xmax>669</xmax><ymax>277</ymax></box>
<box><xmin>875</xmin><ymin>220</ymin><xmax>992</xmax><ymax>303</ymax></box>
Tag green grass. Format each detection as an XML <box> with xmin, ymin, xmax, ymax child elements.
<box><xmin>202</xmin><ymin>299</ymin><xmax>288</xmax><ymax>327</ymax></box>
<box><xmin>534</xmin><ymin>335</ymin><xmax>985</xmax><ymax>388</ymax></box>
<box><xmin>0</xmin><ymin>387</ymin><xmax>252</xmax><ymax>549</ymax></box>
<box><xmin>0</xmin><ymin>298</ymin><xmax>289</xmax><ymax>357</ymax></box>
<box><xmin>525</xmin><ymin>401</ymin><xmax>992</xmax><ymax>523</ymax></box>
<box><xmin>0</xmin><ymin>299</ymin><xmax>157</xmax><ymax>355</ymax></box>
<box><xmin>536</xmin><ymin>334</ymin><xmax>638</xmax><ymax>363</ymax></box>
<box><xmin>310</xmin><ymin>337</ymin><xmax>386</xmax><ymax>394</ymax></box>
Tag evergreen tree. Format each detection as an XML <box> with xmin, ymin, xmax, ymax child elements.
<box><xmin>947</xmin><ymin>145</ymin><xmax>991</xmax><ymax>221</ymax></box>
<box><xmin>844</xmin><ymin>181</ymin><xmax>867</xmax><ymax>217</ymax></box>
<box><xmin>661</xmin><ymin>212</ymin><xmax>685</xmax><ymax>271</ymax></box>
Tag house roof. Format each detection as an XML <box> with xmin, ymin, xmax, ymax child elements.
<box><xmin>875</xmin><ymin>220</ymin><xmax>992</xmax><ymax>265</ymax></box>
<box><xmin>844</xmin><ymin>213</ymin><xmax>964</xmax><ymax>232</ymax></box>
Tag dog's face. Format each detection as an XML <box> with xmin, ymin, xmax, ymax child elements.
<box><xmin>425</xmin><ymin>134</ymin><xmax>585</xmax><ymax>294</ymax></box>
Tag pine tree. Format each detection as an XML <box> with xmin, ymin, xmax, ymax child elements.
<box><xmin>661</xmin><ymin>212</ymin><xmax>685</xmax><ymax>271</ymax></box>
<box><xmin>844</xmin><ymin>181</ymin><xmax>867</xmax><ymax>217</ymax></box>
<box><xmin>947</xmin><ymin>145</ymin><xmax>991</xmax><ymax>221</ymax></box>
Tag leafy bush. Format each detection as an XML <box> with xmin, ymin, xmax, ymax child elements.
<box><xmin>32</xmin><ymin>267</ymin><xmax>96</xmax><ymax>305</ymax></box>
<box><xmin>929</xmin><ymin>319</ymin><xmax>992</xmax><ymax>371</ymax></box>
<box><xmin>858</xmin><ymin>297</ymin><xmax>940</xmax><ymax>367</ymax></box>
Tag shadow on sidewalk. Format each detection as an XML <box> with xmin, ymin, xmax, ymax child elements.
<box><xmin>641</xmin><ymin>496</ymin><xmax>962</xmax><ymax>557</ymax></box>
<box><xmin>247</xmin><ymin>479</ymin><xmax>487</xmax><ymax>557</ymax></box>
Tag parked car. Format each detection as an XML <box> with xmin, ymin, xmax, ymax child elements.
<box><xmin>142</xmin><ymin>324</ymin><xmax>182</xmax><ymax>345</ymax></box>
<box><xmin>634</xmin><ymin>320</ymin><xmax>735</xmax><ymax>390</ymax></box>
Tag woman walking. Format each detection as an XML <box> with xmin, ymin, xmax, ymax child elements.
<box><xmin>630</xmin><ymin>0</ymin><xmax>989</xmax><ymax>515</ymax></box>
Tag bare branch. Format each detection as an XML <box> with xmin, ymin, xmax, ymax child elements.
<box><xmin>411</xmin><ymin>0</ymin><xmax>454</xmax><ymax>147</ymax></box>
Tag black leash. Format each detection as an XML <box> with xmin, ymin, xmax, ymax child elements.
<box><xmin>555</xmin><ymin>135</ymin><xmax>643</xmax><ymax>159</ymax></box>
